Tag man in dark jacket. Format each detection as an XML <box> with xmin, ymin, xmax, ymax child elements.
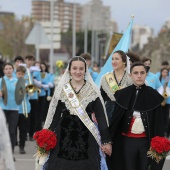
<box><xmin>108</xmin><ymin>61</ymin><xmax>164</xmax><ymax>170</ymax></box>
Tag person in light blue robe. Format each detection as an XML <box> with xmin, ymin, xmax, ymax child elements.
<box><xmin>142</xmin><ymin>57</ymin><xmax>163</xmax><ymax>94</ymax></box>
<box><xmin>0</xmin><ymin>62</ymin><xmax>19</xmax><ymax>154</ymax></box>
<box><xmin>159</xmin><ymin>68</ymin><xmax>170</xmax><ymax>138</ymax></box>
<box><xmin>25</xmin><ymin>55</ymin><xmax>42</xmax><ymax>141</ymax></box>
<box><xmin>156</xmin><ymin>60</ymin><xmax>170</xmax><ymax>78</ymax></box>
<box><xmin>16</xmin><ymin>66</ymin><xmax>31</xmax><ymax>154</ymax></box>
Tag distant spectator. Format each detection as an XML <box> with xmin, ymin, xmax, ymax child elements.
<box><xmin>159</xmin><ymin>68</ymin><xmax>170</xmax><ymax>137</ymax></box>
<box><xmin>141</xmin><ymin>57</ymin><xmax>163</xmax><ymax>95</ymax></box>
<box><xmin>156</xmin><ymin>61</ymin><xmax>170</xmax><ymax>77</ymax></box>
<box><xmin>13</xmin><ymin>56</ymin><xmax>24</xmax><ymax>77</ymax></box>
<box><xmin>81</xmin><ymin>53</ymin><xmax>98</xmax><ymax>81</ymax></box>
<box><xmin>14</xmin><ymin>56</ymin><xmax>24</xmax><ymax>68</ymax></box>
<box><xmin>93</xmin><ymin>62</ymin><xmax>100</xmax><ymax>73</ymax></box>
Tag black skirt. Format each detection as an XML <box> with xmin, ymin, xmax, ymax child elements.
<box><xmin>43</xmin><ymin>115</ymin><xmax>101</xmax><ymax>170</ymax></box>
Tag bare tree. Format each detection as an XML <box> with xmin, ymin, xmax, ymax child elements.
<box><xmin>0</xmin><ymin>15</ymin><xmax>35</xmax><ymax>60</ymax></box>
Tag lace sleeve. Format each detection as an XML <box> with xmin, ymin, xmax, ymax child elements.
<box><xmin>92</xmin><ymin>97</ymin><xmax>111</xmax><ymax>144</ymax></box>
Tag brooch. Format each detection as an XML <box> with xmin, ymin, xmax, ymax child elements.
<box><xmin>68</xmin><ymin>92</ymin><xmax>74</xmax><ymax>98</ymax></box>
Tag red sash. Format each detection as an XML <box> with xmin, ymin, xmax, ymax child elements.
<box><xmin>122</xmin><ymin>118</ymin><xmax>146</xmax><ymax>138</ymax></box>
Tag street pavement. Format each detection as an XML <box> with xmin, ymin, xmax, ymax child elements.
<box><xmin>14</xmin><ymin>140</ymin><xmax>35</xmax><ymax>170</ymax></box>
<box><xmin>14</xmin><ymin>140</ymin><xmax>170</xmax><ymax>170</ymax></box>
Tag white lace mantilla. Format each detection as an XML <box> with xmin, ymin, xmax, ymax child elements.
<box><xmin>44</xmin><ymin>57</ymin><xmax>109</xmax><ymax>129</ymax></box>
<box><xmin>60</xmin><ymin>82</ymin><xmax>98</xmax><ymax>115</ymax></box>
<box><xmin>101</xmin><ymin>71</ymin><xmax>133</xmax><ymax>101</ymax></box>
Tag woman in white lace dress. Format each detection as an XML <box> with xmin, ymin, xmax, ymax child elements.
<box><xmin>36</xmin><ymin>56</ymin><xmax>112</xmax><ymax>170</ymax></box>
<box><xmin>100</xmin><ymin>50</ymin><xmax>133</xmax><ymax>123</ymax></box>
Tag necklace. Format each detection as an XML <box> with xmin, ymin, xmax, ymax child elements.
<box><xmin>114</xmin><ymin>71</ymin><xmax>126</xmax><ymax>86</ymax></box>
<box><xmin>70</xmin><ymin>80</ymin><xmax>86</xmax><ymax>94</ymax></box>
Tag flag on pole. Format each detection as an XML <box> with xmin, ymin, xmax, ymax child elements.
<box><xmin>95</xmin><ymin>17</ymin><xmax>134</xmax><ymax>86</ymax></box>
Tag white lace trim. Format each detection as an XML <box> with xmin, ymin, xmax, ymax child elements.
<box><xmin>60</xmin><ymin>82</ymin><xmax>99</xmax><ymax>115</ymax></box>
<box><xmin>101</xmin><ymin>71</ymin><xmax>133</xmax><ymax>101</ymax></box>
<box><xmin>54</xmin><ymin>76</ymin><xmax>62</xmax><ymax>87</ymax></box>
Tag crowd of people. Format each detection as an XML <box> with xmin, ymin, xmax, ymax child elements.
<box><xmin>0</xmin><ymin>55</ymin><xmax>55</xmax><ymax>158</ymax></box>
<box><xmin>0</xmin><ymin>51</ymin><xmax>170</xmax><ymax>170</ymax></box>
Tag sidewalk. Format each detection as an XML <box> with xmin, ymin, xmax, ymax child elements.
<box><xmin>14</xmin><ymin>140</ymin><xmax>35</xmax><ymax>170</ymax></box>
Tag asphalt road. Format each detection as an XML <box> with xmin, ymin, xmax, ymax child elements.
<box><xmin>14</xmin><ymin>140</ymin><xmax>170</xmax><ymax>170</ymax></box>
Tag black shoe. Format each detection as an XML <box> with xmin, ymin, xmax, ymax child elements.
<box><xmin>13</xmin><ymin>157</ymin><xmax>16</xmax><ymax>161</ymax></box>
<box><xmin>29</xmin><ymin>137</ymin><xmax>34</xmax><ymax>141</ymax></box>
<box><xmin>19</xmin><ymin>148</ymin><xmax>26</xmax><ymax>154</ymax></box>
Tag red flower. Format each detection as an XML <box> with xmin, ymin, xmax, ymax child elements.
<box><xmin>33</xmin><ymin>129</ymin><xmax>57</xmax><ymax>155</ymax></box>
<box><xmin>147</xmin><ymin>136</ymin><xmax>170</xmax><ymax>163</ymax></box>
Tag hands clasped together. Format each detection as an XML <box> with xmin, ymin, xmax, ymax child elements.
<box><xmin>101</xmin><ymin>143</ymin><xmax>112</xmax><ymax>156</ymax></box>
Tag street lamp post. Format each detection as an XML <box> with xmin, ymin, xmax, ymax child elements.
<box><xmin>72</xmin><ymin>4</ymin><xmax>76</xmax><ymax>58</ymax></box>
<box><xmin>84</xmin><ymin>12</ymin><xmax>88</xmax><ymax>53</ymax></box>
<box><xmin>91</xmin><ymin>30</ymin><xmax>95</xmax><ymax>58</ymax></box>
<box><xmin>49</xmin><ymin>0</ymin><xmax>54</xmax><ymax>73</ymax></box>
<box><xmin>35</xmin><ymin>22</ymin><xmax>40</xmax><ymax>61</ymax></box>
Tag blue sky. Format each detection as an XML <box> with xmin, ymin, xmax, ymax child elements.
<box><xmin>0</xmin><ymin>0</ymin><xmax>170</xmax><ymax>34</ymax></box>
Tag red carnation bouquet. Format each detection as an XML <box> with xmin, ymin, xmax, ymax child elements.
<box><xmin>33</xmin><ymin>129</ymin><xmax>57</xmax><ymax>157</ymax></box>
<box><xmin>147</xmin><ymin>136</ymin><xmax>170</xmax><ymax>163</ymax></box>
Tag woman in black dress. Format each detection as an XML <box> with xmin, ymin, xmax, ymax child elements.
<box><xmin>36</xmin><ymin>56</ymin><xmax>112</xmax><ymax>170</ymax></box>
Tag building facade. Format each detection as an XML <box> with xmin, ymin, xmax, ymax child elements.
<box><xmin>132</xmin><ymin>25</ymin><xmax>154</xmax><ymax>50</ymax></box>
<box><xmin>81</xmin><ymin>0</ymin><xmax>117</xmax><ymax>32</ymax></box>
<box><xmin>32</xmin><ymin>0</ymin><xmax>117</xmax><ymax>33</ymax></box>
<box><xmin>32</xmin><ymin>0</ymin><xmax>82</xmax><ymax>32</ymax></box>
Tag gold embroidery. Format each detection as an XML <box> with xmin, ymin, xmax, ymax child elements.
<box><xmin>105</xmin><ymin>73</ymin><xmax>119</xmax><ymax>93</ymax></box>
<box><xmin>101</xmin><ymin>72</ymin><xmax>133</xmax><ymax>101</ymax></box>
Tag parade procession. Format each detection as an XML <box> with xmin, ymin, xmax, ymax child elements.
<box><xmin>0</xmin><ymin>0</ymin><xmax>170</xmax><ymax>170</ymax></box>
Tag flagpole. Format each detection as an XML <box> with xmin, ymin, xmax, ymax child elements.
<box><xmin>95</xmin><ymin>31</ymin><xmax>99</xmax><ymax>61</ymax></box>
<box><xmin>84</xmin><ymin>13</ymin><xmax>88</xmax><ymax>53</ymax></box>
